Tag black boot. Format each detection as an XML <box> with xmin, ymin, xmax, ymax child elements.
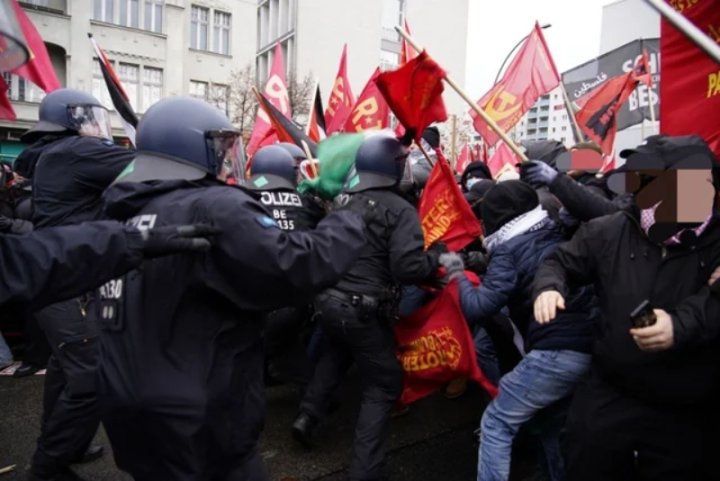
<box><xmin>72</xmin><ymin>445</ymin><xmax>104</xmax><ymax>464</ymax></box>
<box><xmin>291</xmin><ymin>412</ymin><xmax>317</xmax><ymax>448</ymax></box>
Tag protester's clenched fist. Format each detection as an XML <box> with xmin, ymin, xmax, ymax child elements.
<box><xmin>630</xmin><ymin>309</ymin><xmax>674</xmax><ymax>352</ymax></box>
<box><xmin>533</xmin><ymin>290</ymin><xmax>565</xmax><ymax>324</ymax></box>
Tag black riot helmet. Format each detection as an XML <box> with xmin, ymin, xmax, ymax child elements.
<box><xmin>115</xmin><ymin>96</ymin><xmax>242</xmax><ymax>184</ymax></box>
<box><xmin>247</xmin><ymin>145</ymin><xmax>298</xmax><ymax>191</ymax></box>
<box><xmin>277</xmin><ymin>142</ymin><xmax>307</xmax><ymax>165</ymax></box>
<box><xmin>22</xmin><ymin>89</ymin><xmax>113</xmax><ymax>143</ymax></box>
<box><xmin>345</xmin><ymin>133</ymin><xmax>410</xmax><ymax>193</ymax></box>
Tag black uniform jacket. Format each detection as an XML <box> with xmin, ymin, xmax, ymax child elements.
<box><xmin>534</xmin><ymin>210</ymin><xmax>720</xmax><ymax>406</ymax></box>
<box><xmin>28</xmin><ymin>135</ymin><xmax>133</xmax><ymax>227</ymax></box>
<box><xmin>96</xmin><ymin>180</ymin><xmax>365</xmax><ymax>473</ymax></box>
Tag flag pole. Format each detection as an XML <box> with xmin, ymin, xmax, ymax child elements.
<box><xmin>416</xmin><ymin>140</ymin><xmax>436</xmax><ymax>167</ymax></box>
<box><xmin>395</xmin><ymin>26</ymin><xmax>528</xmax><ymax>161</ymax></box>
<box><xmin>305</xmin><ymin>78</ymin><xmax>319</xmax><ymax>137</ymax></box>
<box><xmin>642</xmin><ymin>0</ymin><xmax>720</xmax><ymax>64</ymax></box>
<box><xmin>450</xmin><ymin>114</ymin><xmax>458</xmax><ymax>169</ymax></box>
<box><xmin>559</xmin><ymin>83</ymin><xmax>584</xmax><ymax>143</ymax></box>
<box><xmin>648</xmin><ymin>89</ymin><xmax>657</xmax><ymax>134</ymax></box>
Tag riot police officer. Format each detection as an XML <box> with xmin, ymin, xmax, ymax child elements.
<box><xmin>247</xmin><ymin>145</ymin><xmax>325</xmax><ymax>385</ymax></box>
<box><xmin>96</xmin><ymin>96</ymin><xmax>366</xmax><ymax>480</ymax></box>
<box><xmin>292</xmin><ymin>133</ymin><xmax>443</xmax><ymax>481</ymax></box>
<box><xmin>21</xmin><ymin>89</ymin><xmax>135</xmax><ymax>481</ymax></box>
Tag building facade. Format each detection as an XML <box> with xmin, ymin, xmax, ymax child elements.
<box><xmin>0</xmin><ymin>0</ymin><xmax>256</xmax><ymax>162</ymax></box>
<box><xmin>510</xmin><ymin>86</ymin><xmax>575</xmax><ymax>147</ymax></box>
<box><xmin>256</xmin><ymin>0</ymin><xmax>470</xmax><ymax>119</ymax></box>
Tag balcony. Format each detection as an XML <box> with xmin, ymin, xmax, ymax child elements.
<box><xmin>20</xmin><ymin>0</ymin><xmax>66</xmax><ymax>15</ymax></box>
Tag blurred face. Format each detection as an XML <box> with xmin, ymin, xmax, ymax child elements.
<box><xmin>70</xmin><ymin>105</ymin><xmax>113</xmax><ymax>140</ymax></box>
<box><xmin>207</xmin><ymin>130</ymin><xmax>243</xmax><ymax>184</ymax></box>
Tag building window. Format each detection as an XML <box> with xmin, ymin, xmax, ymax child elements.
<box><xmin>190</xmin><ymin>80</ymin><xmax>208</xmax><ymax>100</ymax></box>
<box><xmin>2</xmin><ymin>73</ymin><xmax>45</xmax><ymax>103</ymax></box>
<box><xmin>144</xmin><ymin>0</ymin><xmax>163</xmax><ymax>32</ymax></box>
<box><xmin>93</xmin><ymin>0</ymin><xmax>115</xmax><ymax>22</ymax></box>
<box><xmin>142</xmin><ymin>67</ymin><xmax>163</xmax><ymax>111</ymax></box>
<box><xmin>381</xmin><ymin>0</ymin><xmax>405</xmax><ymax>41</ymax></box>
<box><xmin>210</xmin><ymin>83</ymin><xmax>229</xmax><ymax>114</ymax></box>
<box><xmin>561</xmin><ymin>126</ymin><xmax>567</xmax><ymax>132</ymax></box>
<box><xmin>119</xmin><ymin>0</ymin><xmax>139</xmax><ymax>28</ymax></box>
<box><xmin>212</xmin><ymin>11</ymin><xmax>231</xmax><ymax>55</ymax></box>
<box><xmin>118</xmin><ymin>62</ymin><xmax>139</xmax><ymax>111</ymax></box>
<box><xmin>379</xmin><ymin>49</ymin><xmax>398</xmax><ymax>72</ymax></box>
<box><xmin>562</xmin><ymin>114</ymin><xmax>567</xmax><ymax>121</ymax></box>
<box><xmin>190</xmin><ymin>5</ymin><xmax>209</xmax><ymax>50</ymax></box>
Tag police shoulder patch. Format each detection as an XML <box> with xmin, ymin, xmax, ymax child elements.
<box><xmin>255</xmin><ymin>215</ymin><xmax>280</xmax><ymax>229</ymax></box>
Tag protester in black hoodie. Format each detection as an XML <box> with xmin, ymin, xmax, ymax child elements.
<box><xmin>533</xmin><ymin>135</ymin><xmax>720</xmax><ymax>481</ymax></box>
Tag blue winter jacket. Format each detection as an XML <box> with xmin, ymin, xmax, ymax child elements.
<box><xmin>458</xmin><ymin>223</ymin><xmax>596</xmax><ymax>353</ymax></box>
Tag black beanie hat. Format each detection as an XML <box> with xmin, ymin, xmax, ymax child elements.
<box><xmin>463</xmin><ymin>179</ymin><xmax>495</xmax><ymax>219</ymax></box>
<box><xmin>422</xmin><ymin>126</ymin><xmax>440</xmax><ymax>149</ymax></box>
<box><xmin>481</xmin><ymin>180</ymin><xmax>539</xmax><ymax>236</ymax></box>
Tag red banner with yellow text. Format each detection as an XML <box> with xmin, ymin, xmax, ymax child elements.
<box><xmin>395</xmin><ymin>277</ymin><xmax>498</xmax><ymax>405</ymax></box>
<box><xmin>470</xmin><ymin>22</ymin><xmax>560</xmax><ymax>146</ymax></box>
<box><xmin>660</xmin><ymin>0</ymin><xmax>720</xmax><ymax>157</ymax></box>
<box><xmin>418</xmin><ymin>157</ymin><xmax>482</xmax><ymax>251</ymax></box>
<box><xmin>325</xmin><ymin>44</ymin><xmax>355</xmax><ymax>135</ymax></box>
<box><xmin>247</xmin><ymin>43</ymin><xmax>291</xmax><ymax>159</ymax></box>
<box><xmin>343</xmin><ymin>68</ymin><xmax>390</xmax><ymax>133</ymax></box>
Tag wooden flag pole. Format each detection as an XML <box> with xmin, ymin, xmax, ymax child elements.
<box><xmin>559</xmin><ymin>83</ymin><xmax>584</xmax><ymax>143</ymax></box>
<box><xmin>416</xmin><ymin>140</ymin><xmax>436</xmax><ymax>167</ymax></box>
<box><xmin>395</xmin><ymin>26</ymin><xmax>528</xmax><ymax>161</ymax></box>
<box><xmin>648</xmin><ymin>88</ymin><xmax>658</xmax><ymax>134</ymax></box>
<box><xmin>300</xmin><ymin>140</ymin><xmax>320</xmax><ymax>178</ymax></box>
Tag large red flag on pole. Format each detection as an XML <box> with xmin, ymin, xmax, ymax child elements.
<box><xmin>9</xmin><ymin>0</ymin><xmax>59</xmax><ymax>93</ymax></box>
<box><xmin>376</xmin><ymin>50</ymin><xmax>448</xmax><ymax>142</ymax></box>
<box><xmin>343</xmin><ymin>68</ymin><xmax>390</xmax><ymax>133</ymax></box>
<box><xmin>574</xmin><ymin>55</ymin><xmax>651</xmax><ymax>155</ymax></box>
<box><xmin>470</xmin><ymin>22</ymin><xmax>560</xmax><ymax>146</ymax></box>
<box><xmin>659</xmin><ymin>1</ymin><xmax>720</xmax><ymax>158</ymax></box>
<box><xmin>418</xmin><ymin>157</ymin><xmax>482</xmax><ymax>251</ymax></box>
<box><xmin>399</xmin><ymin>19</ymin><xmax>418</xmax><ymax>66</ymax></box>
<box><xmin>487</xmin><ymin>142</ymin><xmax>519</xmax><ymax>179</ymax></box>
<box><xmin>325</xmin><ymin>44</ymin><xmax>355</xmax><ymax>135</ymax></box>
<box><xmin>247</xmin><ymin>43</ymin><xmax>291</xmax><ymax>158</ymax></box>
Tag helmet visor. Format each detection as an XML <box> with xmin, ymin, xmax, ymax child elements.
<box><xmin>207</xmin><ymin>129</ymin><xmax>243</xmax><ymax>184</ymax></box>
<box><xmin>69</xmin><ymin>105</ymin><xmax>113</xmax><ymax>140</ymax></box>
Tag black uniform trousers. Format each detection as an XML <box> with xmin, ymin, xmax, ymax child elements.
<box><xmin>563</xmin><ymin>369</ymin><xmax>714</xmax><ymax>481</ymax></box>
<box><xmin>31</xmin><ymin>298</ymin><xmax>100</xmax><ymax>473</ymax></box>
<box><xmin>301</xmin><ymin>291</ymin><xmax>402</xmax><ymax>481</ymax></box>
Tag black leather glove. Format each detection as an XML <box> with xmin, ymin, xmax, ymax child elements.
<box><xmin>0</xmin><ymin>216</ymin><xmax>14</xmax><ymax>233</ymax></box>
<box><xmin>461</xmin><ymin>251</ymin><xmax>488</xmax><ymax>276</ymax></box>
<box><xmin>426</xmin><ymin>240</ymin><xmax>449</xmax><ymax>269</ymax></box>
<box><xmin>139</xmin><ymin>224</ymin><xmax>222</xmax><ymax>258</ymax></box>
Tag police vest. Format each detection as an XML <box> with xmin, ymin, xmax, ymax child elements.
<box><xmin>258</xmin><ymin>189</ymin><xmax>316</xmax><ymax>231</ymax></box>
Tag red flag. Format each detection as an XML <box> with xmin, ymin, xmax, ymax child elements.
<box><xmin>418</xmin><ymin>157</ymin><xmax>482</xmax><ymax>251</ymax></box>
<box><xmin>325</xmin><ymin>45</ymin><xmax>355</xmax><ymax>134</ymax></box>
<box><xmin>399</xmin><ymin>20</ymin><xmax>418</xmax><ymax>66</ymax></box>
<box><xmin>306</xmin><ymin>83</ymin><xmax>326</xmax><ymax>143</ymax></box>
<box><xmin>470</xmin><ymin>22</ymin><xmax>560</xmax><ymax>146</ymax></box>
<box><xmin>376</xmin><ymin>50</ymin><xmax>448</xmax><ymax>141</ymax></box>
<box><xmin>343</xmin><ymin>68</ymin><xmax>390</xmax><ymax>133</ymax></box>
<box><xmin>247</xmin><ymin>43</ymin><xmax>291</xmax><ymax>158</ymax></box>
<box><xmin>487</xmin><ymin>142</ymin><xmax>519</xmax><ymax>179</ymax></box>
<box><xmin>89</xmin><ymin>34</ymin><xmax>138</xmax><ymax>144</ymax></box>
<box><xmin>0</xmin><ymin>77</ymin><xmax>17</xmax><ymax>121</ymax></box>
<box><xmin>600</xmin><ymin>152</ymin><xmax>617</xmax><ymax>174</ymax></box>
<box><xmin>660</xmin><ymin>1</ymin><xmax>720</xmax><ymax>158</ymax></box>
<box><xmin>395</xmin><ymin>277</ymin><xmax>498</xmax><ymax>405</ymax></box>
<box><xmin>574</xmin><ymin>57</ymin><xmax>650</xmax><ymax>155</ymax></box>
<box><xmin>9</xmin><ymin>0</ymin><xmax>60</xmax><ymax>93</ymax></box>
<box><xmin>455</xmin><ymin>142</ymin><xmax>471</xmax><ymax>175</ymax></box>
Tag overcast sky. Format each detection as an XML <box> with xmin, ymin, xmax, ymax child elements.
<box><xmin>465</xmin><ymin>0</ymin><xmax>616</xmax><ymax>99</ymax></box>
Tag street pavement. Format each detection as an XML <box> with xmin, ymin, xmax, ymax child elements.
<box><xmin>0</xmin><ymin>372</ymin><xmax>547</xmax><ymax>481</ymax></box>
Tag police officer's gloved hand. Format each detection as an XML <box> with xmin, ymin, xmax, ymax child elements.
<box><xmin>439</xmin><ymin>253</ymin><xmax>465</xmax><ymax>280</ymax></box>
<box><xmin>426</xmin><ymin>240</ymin><xmax>449</xmax><ymax>269</ymax></box>
<box><xmin>138</xmin><ymin>224</ymin><xmax>222</xmax><ymax>258</ymax></box>
<box><xmin>0</xmin><ymin>215</ymin><xmax>14</xmax><ymax>233</ymax></box>
<box><xmin>462</xmin><ymin>251</ymin><xmax>488</xmax><ymax>276</ymax></box>
<box><xmin>520</xmin><ymin>160</ymin><xmax>558</xmax><ymax>188</ymax></box>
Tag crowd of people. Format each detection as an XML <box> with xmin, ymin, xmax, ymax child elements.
<box><xmin>0</xmin><ymin>86</ymin><xmax>719</xmax><ymax>481</ymax></box>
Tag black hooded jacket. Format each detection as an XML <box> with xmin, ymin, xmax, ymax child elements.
<box><xmin>533</xmin><ymin>210</ymin><xmax>720</xmax><ymax>406</ymax></box>
<box><xmin>95</xmin><ymin>180</ymin><xmax>366</xmax><ymax>477</ymax></box>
